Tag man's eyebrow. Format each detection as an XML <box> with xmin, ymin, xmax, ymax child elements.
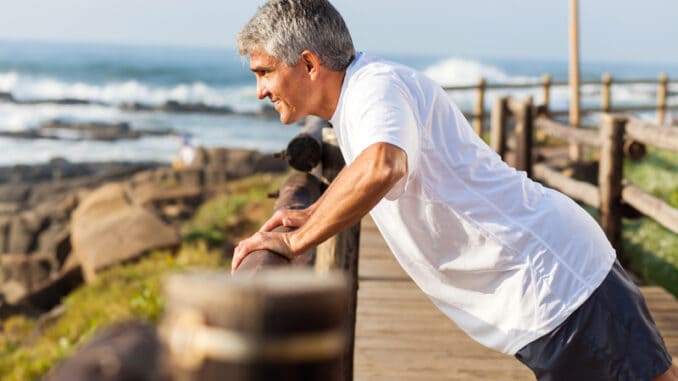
<box><xmin>250</xmin><ymin>64</ymin><xmax>272</xmax><ymax>72</ymax></box>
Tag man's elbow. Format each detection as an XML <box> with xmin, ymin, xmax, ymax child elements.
<box><xmin>373</xmin><ymin>144</ymin><xmax>408</xmax><ymax>187</ymax></box>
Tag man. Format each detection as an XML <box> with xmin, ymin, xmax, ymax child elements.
<box><xmin>232</xmin><ymin>1</ymin><xmax>676</xmax><ymax>380</ymax></box>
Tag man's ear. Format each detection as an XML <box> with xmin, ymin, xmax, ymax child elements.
<box><xmin>300</xmin><ymin>50</ymin><xmax>321</xmax><ymax>78</ymax></box>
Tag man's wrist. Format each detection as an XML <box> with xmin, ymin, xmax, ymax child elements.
<box><xmin>284</xmin><ymin>231</ymin><xmax>304</xmax><ymax>259</ymax></box>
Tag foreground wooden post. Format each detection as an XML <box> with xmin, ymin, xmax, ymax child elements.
<box><xmin>599</xmin><ymin>114</ymin><xmax>628</xmax><ymax>266</ymax></box>
<box><xmin>316</xmin><ymin>127</ymin><xmax>360</xmax><ymax>381</ymax></box>
<box><xmin>601</xmin><ymin>73</ymin><xmax>612</xmax><ymax>113</ymax></box>
<box><xmin>490</xmin><ymin>96</ymin><xmax>508</xmax><ymax>159</ymax></box>
<box><xmin>657</xmin><ymin>73</ymin><xmax>668</xmax><ymax>126</ymax></box>
<box><xmin>161</xmin><ymin>270</ymin><xmax>349</xmax><ymax>381</ymax></box>
<box><xmin>514</xmin><ymin>96</ymin><xmax>534</xmax><ymax>177</ymax></box>
<box><xmin>473</xmin><ymin>78</ymin><xmax>486</xmax><ymax>136</ymax></box>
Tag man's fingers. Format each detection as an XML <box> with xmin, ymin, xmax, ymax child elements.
<box><xmin>231</xmin><ymin>243</ymin><xmax>243</xmax><ymax>273</ymax></box>
<box><xmin>282</xmin><ymin>216</ymin><xmax>302</xmax><ymax>228</ymax></box>
<box><xmin>231</xmin><ymin>233</ymin><xmax>265</xmax><ymax>273</ymax></box>
<box><xmin>259</xmin><ymin>211</ymin><xmax>284</xmax><ymax>232</ymax></box>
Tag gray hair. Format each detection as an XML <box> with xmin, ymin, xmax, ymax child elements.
<box><xmin>236</xmin><ymin>0</ymin><xmax>355</xmax><ymax>71</ymax></box>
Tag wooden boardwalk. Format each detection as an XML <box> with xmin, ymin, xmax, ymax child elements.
<box><xmin>353</xmin><ymin>216</ymin><xmax>678</xmax><ymax>380</ymax></box>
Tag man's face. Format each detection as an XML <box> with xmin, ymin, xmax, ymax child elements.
<box><xmin>249</xmin><ymin>50</ymin><xmax>310</xmax><ymax>125</ymax></box>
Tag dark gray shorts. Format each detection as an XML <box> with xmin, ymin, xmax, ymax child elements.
<box><xmin>515</xmin><ymin>261</ymin><xmax>673</xmax><ymax>381</ymax></box>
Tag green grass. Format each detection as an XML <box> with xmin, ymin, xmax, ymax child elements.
<box><xmin>0</xmin><ymin>172</ymin><xmax>286</xmax><ymax>380</ymax></box>
<box><xmin>622</xmin><ymin>148</ymin><xmax>678</xmax><ymax>296</ymax></box>
<box><xmin>184</xmin><ymin>173</ymin><xmax>287</xmax><ymax>245</ymax></box>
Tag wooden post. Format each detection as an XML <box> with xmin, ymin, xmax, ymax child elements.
<box><xmin>541</xmin><ymin>74</ymin><xmax>551</xmax><ymax>115</ymax></box>
<box><xmin>315</xmin><ymin>127</ymin><xmax>360</xmax><ymax>381</ymax></box>
<box><xmin>283</xmin><ymin>116</ymin><xmax>328</xmax><ymax>172</ymax></box>
<box><xmin>599</xmin><ymin>114</ymin><xmax>627</xmax><ymax>266</ymax></box>
<box><xmin>569</xmin><ymin>0</ymin><xmax>582</xmax><ymax>161</ymax></box>
<box><xmin>541</xmin><ymin>74</ymin><xmax>551</xmax><ymax>114</ymax></box>
<box><xmin>161</xmin><ymin>270</ymin><xmax>349</xmax><ymax>381</ymax></box>
<box><xmin>473</xmin><ymin>78</ymin><xmax>486</xmax><ymax>136</ymax></box>
<box><xmin>490</xmin><ymin>96</ymin><xmax>508</xmax><ymax>159</ymax></box>
<box><xmin>657</xmin><ymin>73</ymin><xmax>668</xmax><ymax>126</ymax></box>
<box><xmin>601</xmin><ymin>73</ymin><xmax>612</xmax><ymax>113</ymax></box>
<box><xmin>514</xmin><ymin>96</ymin><xmax>534</xmax><ymax>177</ymax></box>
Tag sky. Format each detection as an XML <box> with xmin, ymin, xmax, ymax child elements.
<box><xmin>0</xmin><ymin>0</ymin><xmax>676</xmax><ymax>64</ymax></box>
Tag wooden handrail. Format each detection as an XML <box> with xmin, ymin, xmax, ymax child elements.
<box><xmin>533</xmin><ymin>164</ymin><xmax>599</xmax><ymax>207</ymax></box>
<box><xmin>441</xmin><ymin>79</ymin><xmax>677</xmax><ymax>92</ymax></box>
<box><xmin>622</xmin><ymin>184</ymin><xmax>678</xmax><ymax>235</ymax></box>
<box><xmin>235</xmin><ymin>172</ymin><xmax>324</xmax><ymax>274</ymax></box>
<box><xmin>534</xmin><ymin>116</ymin><xmax>601</xmax><ymax>147</ymax></box>
<box><xmin>626</xmin><ymin>116</ymin><xmax>678</xmax><ymax>153</ymax></box>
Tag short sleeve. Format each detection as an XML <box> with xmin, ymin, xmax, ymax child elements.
<box><xmin>344</xmin><ymin>71</ymin><xmax>420</xmax><ymax>200</ymax></box>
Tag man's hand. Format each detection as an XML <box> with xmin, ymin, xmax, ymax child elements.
<box><xmin>259</xmin><ymin>208</ymin><xmax>312</xmax><ymax>232</ymax></box>
<box><xmin>231</xmin><ymin>230</ymin><xmax>295</xmax><ymax>273</ymax></box>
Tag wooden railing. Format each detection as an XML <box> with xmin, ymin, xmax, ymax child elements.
<box><xmin>491</xmin><ymin>96</ymin><xmax>678</xmax><ymax>266</ymax></box>
<box><xmin>160</xmin><ymin>117</ymin><xmax>360</xmax><ymax>381</ymax></box>
<box><xmin>450</xmin><ymin>74</ymin><xmax>677</xmax><ymax>134</ymax></box>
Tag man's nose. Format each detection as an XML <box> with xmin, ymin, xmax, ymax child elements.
<box><xmin>256</xmin><ymin>80</ymin><xmax>270</xmax><ymax>100</ymax></box>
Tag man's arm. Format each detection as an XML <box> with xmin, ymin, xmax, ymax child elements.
<box><xmin>231</xmin><ymin>142</ymin><xmax>407</xmax><ymax>272</ymax></box>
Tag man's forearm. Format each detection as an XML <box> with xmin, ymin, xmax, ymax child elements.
<box><xmin>287</xmin><ymin>142</ymin><xmax>407</xmax><ymax>254</ymax></box>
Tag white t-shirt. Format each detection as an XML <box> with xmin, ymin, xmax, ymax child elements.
<box><xmin>329</xmin><ymin>52</ymin><xmax>615</xmax><ymax>355</ymax></box>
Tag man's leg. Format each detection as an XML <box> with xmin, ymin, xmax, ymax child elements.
<box><xmin>516</xmin><ymin>261</ymin><xmax>673</xmax><ymax>381</ymax></box>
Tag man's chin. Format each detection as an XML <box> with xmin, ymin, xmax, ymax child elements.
<box><xmin>279</xmin><ymin>114</ymin><xmax>304</xmax><ymax>125</ymax></box>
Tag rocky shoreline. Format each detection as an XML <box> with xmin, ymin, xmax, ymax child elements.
<box><xmin>0</xmin><ymin>148</ymin><xmax>288</xmax><ymax>319</ymax></box>
<box><xmin>0</xmin><ymin>91</ymin><xmax>278</xmax><ymax>119</ymax></box>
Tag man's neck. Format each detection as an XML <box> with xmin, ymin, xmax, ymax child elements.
<box><xmin>315</xmin><ymin>68</ymin><xmax>347</xmax><ymax>120</ymax></box>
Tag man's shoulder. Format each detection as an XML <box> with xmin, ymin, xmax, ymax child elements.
<box><xmin>350</xmin><ymin>54</ymin><xmax>409</xmax><ymax>80</ymax></box>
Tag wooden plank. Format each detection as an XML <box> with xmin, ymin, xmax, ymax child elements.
<box><xmin>534</xmin><ymin>116</ymin><xmax>601</xmax><ymax>147</ymax></box>
<box><xmin>533</xmin><ymin>163</ymin><xmax>599</xmax><ymax>207</ymax></box>
<box><xmin>622</xmin><ymin>184</ymin><xmax>678</xmax><ymax>234</ymax></box>
<box><xmin>355</xmin><ymin>216</ymin><xmax>532</xmax><ymax>380</ymax></box>
<box><xmin>626</xmin><ymin>116</ymin><xmax>678</xmax><ymax>153</ymax></box>
<box><xmin>355</xmin><ymin>215</ymin><xmax>678</xmax><ymax>380</ymax></box>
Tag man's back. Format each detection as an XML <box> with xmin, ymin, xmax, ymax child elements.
<box><xmin>330</xmin><ymin>52</ymin><xmax>616</xmax><ymax>354</ymax></box>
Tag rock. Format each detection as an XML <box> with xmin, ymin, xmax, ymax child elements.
<box><xmin>0</xmin><ymin>202</ymin><xmax>20</xmax><ymax>214</ymax></box>
<box><xmin>130</xmin><ymin>169</ymin><xmax>157</xmax><ymax>186</ymax></box>
<box><xmin>0</xmin><ymin>120</ymin><xmax>174</xmax><ymax>142</ymax></box>
<box><xmin>158</xmin><ymin>100</ymin><xmax>233</xmax><ymax>114</ymax></box>
<box><xmin>0</xmin><ymin>253</ymin><xmax>58</xmax><ymax>303</ymax></box>
<box><xmin>119</xmin><ymin>102</ymin><xmax>154</xmax><ymax>112</ymax></box>
<box><xmin>126</xmin><ymin>183</ymin><xmax>204</xmax><ymax>223</ymax></box>
<box><xmin>36</xmin><ymin>224</ymin><xmax>71</xmax><ymax>264</ymax></box>
<box><xmin>0</xmin><ymin>91</ymin><xmax>14</xmax><ymax>102</ymax></box>
<box><xmin>205</xmin><ymin>147</ymin><xmax>229</xmax><ymax>166</ymax></box>
<box><xmin>222</xmin><ymin>149</ymin><xmax>259</xmax><ymax>178</ymax></box>
<box><xmin>43</xmin><ymin>320</ymin><xmax>168</xmax><ymax>381</ymax></box>
<box><xmin>253</xmin><ymin>154</ymin><xmax>288</xmax><ymax>173</ymax></box>
<box><xmin>7</xmin><ymin>211</ymin><xmax>49</xmax><ymax>253</ymax></box>
<box><xmin>0</xmin><ymin>183</ymin><xmax>30</xmax><ymax>202</ymax></box>
<box><xmin>191</xmin><ymin>147</ymin><xmax>210</xmax><ymax>167</ymax></box>
<box><xmin>127</xmin><ymin>184</ymin><xmax>203</xmax><ymax>210</ymax></box>
<box><xmin>18</xmin><ymin>264</ymin><xmax>83</xmax><ymax>311</ymax></box>
<box><xmin>175</xmin><ymin>168</ymin><xmax>204</xmax><ymax>187</ymax></box>
<box><xmin>71</xmin><ymin>183</ymin><xmax>181</xmax><ymax>282</ymax></box>
<box><xmin>0</xmin><ymin>216</ymin><xmax>10</xmax><ymax>251</ymax></box>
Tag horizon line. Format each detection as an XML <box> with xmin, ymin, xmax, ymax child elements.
<box><xmin>1</xmin><ymin>37</ymin><xmax>678</xmax><ymax>68</ymax></box>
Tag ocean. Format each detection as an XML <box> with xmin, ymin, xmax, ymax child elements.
<box><xmin>1</xmin><ymin>40</ymin><xmax>676</xmax><ymax>166</ymax></box>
